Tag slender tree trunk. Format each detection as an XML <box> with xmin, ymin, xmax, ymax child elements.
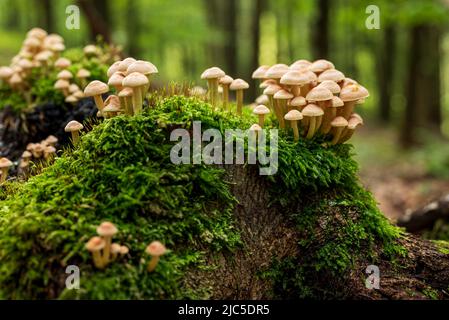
<box><xmin>377</xmin><ymin>25</ymin><xmax>396</xmax><ymax>122</ymax></box>
<box><xmin>247</xmin><ymin>0</ymin><xmax>265</xmax><ymax>101</ymax></box>
<box><xmin>223</xmin><ymin>0</ymin><xmax>238</xmax><ymax>76</ymax></box>
<box><xmin>125</xmin><ymin>0</ymin><xmax>140</xmax><ymax>57</ymax></box>
<box><xmin>36</xmin><ymin>0</ymin><xmax>54</xmax><ymax>32</ymax></box>
<box><xmin>310</xmin><ymin>0</ymin><xmax>330</xmax><ymax>59</ymax></box>
<box><xmin>77</xmin><ymin>0</ymin><xmax>112</xmax><ymax>43</ymax></box>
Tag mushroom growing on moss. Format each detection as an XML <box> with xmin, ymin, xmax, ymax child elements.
<box><xmin>230</xmin><ymin>78</ymin><xmax>249</xmax><ymax>116</ymax></box>
<box><xmin>339</xmin><ymin>84</ymin><xmax>369</xmax><ymax>119</ymax></box>
<box><xmin>85</xmin><ymin>236</ymin><xmax>106</xmax><ymax>269</ymax></box>
<box><xmin>219</xmin><ymin>75</ymin><xmax>233</xmax><ymax>110</ymax></box>
<box><xmin>97</xmin><ymin>222</ymin><xmax>118</xmax><ymax>266</ymax></box>
<box><xmin>339</xmin><ymin>114</ymin><xmax>364</xmax><ymax>143</ymax></box>
<box><xmin>84</xmin><ymin>80</ymin><xmax>109</xmax><ymax>113</ymax></box>
<box><xmin>330</xmin><ymin>116</ymin><xmax>349</xmax><ymax>145</ymax></box>
<box><xmin>253</xmin><ymin>104</ymin><xmax>270</xmax><ymax>128</ymax></box>
<box><xmin>54</xmin><ymin>79</ymin><xmax>70</xmax><ymax>97</ymax></box>
<box><xmin>103</xmin><ymin>95</ymin><xmax>122</xmax><ymax>118</ymax></box>
<box><xmin>201</xmin><ymin>67</ymin><xmax>226</xmax><ymax>109</ymax></box>
<box><xmin>302</xmin><ymin>104</ymin><xmax>324</xmax><ymax>139</ymax></box>
<box><xmin>284</xmin><ymin>110</ymin><xmax>303</xmax><ymax>141</ymax></box>
<box><xmin>0</xmin><ymin>157</ymin><xmax>13</xmax><ymax>183</ymax></box>
<box><xmin>64</xmin><ymin>120</ymin><xmax>84</xmax><ymax>145</ymax></box>
<box><xmin>118</xmin><ymin>87</ymin><xmax>134</xmax><ymax>116</ymax></box>
<box><xmin>273</xmin><ymin>89</ymin><xmax>293</xmax><ymax>128</ymax></box>
<box><xmin>145</xmin><ymin>241</ymin><xmax>167</xmax><ymax>272</ymax></box>
<box><xmin>76</xmin><ymin>69</ymin><xmax>91</xmax><ymax>89</ymax></box>
<box><xmin>122</xmin><ymin>72</ymin><xmax>149</xmax><ymax>114</ymax></box>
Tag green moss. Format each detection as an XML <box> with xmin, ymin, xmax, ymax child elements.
<box><xmin>432</xmin><ymin>240</ymin><xmax>449</xmax><ymax>254</ymax></box>
<box><xmin>0</xmin><ymin>95</ymin><xmax>405</xmax><ymax>299</ymax></box>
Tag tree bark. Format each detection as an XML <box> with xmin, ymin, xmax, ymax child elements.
<box><xmin>310</xmin><ymin>0</ymin><xmax>330</xmax><ymax>59</ymax></box>
<box><xmin>247</xmin><ymin>0</ymin><xmax>265</xmax><ymax>102</ymax></box>
<box><xmin>77</xmin><ymin>0</ymin><xmax>112</xmax><ymax>43</ymax></box>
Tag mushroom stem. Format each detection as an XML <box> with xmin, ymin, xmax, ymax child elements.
<box><xmin>71</xmin><ymin>131</ymin><xmax>80</xmax><ymax>145</ymax></box>
<box><xmin>93</xmin><ymin>94</ymin><xmax>105</xmax><ymax>111</ymax></box>
<box><xmin>331</xmin><ymin>127</ymin><xmax>345</xmax><ymax>145</ymax></box>
<box><xmin>291</xmin><ymin>121</ymin><xmax>299</xmax><ymax>141</ymax></box>
<box><xmin>291</xmin><ymin>85</ymin><xmax>301</xmax><ymax>97</ymax></box>
<box><xmin>132</xmin><ymin>88</ymin><xmax>143</xmax><ymax>114</ymax></box>
<box><xmin>147</xmin><ymin>256</ymin><xmax>160</xmax><ymax>272</ymax></box>
<box><xmin>301</xmin><ymin>83</ymin><xmax>312</xmax><ymax>97</ymax></box>
<box><xmin>339</xmin><ymin>128</ymin><xmax>355</xmax><ymax>144</ymax></box>
<box><xmin>321</xmin><ymin>107</ymin><xmax>336</xmax><ymax>134</ymax></box>
<box><xmin>306</xmin><ymin>117</ymin><xmax>316</xmax><ymax>139</ymax></box>
<box><xmin>316</xmin><ymin>115</ymin><xmax>323</xmax><ymax>132</ymax></box>
<box><xmin>125</xmin><ymin>96</ymin><xmax>134</xmax><ymax>116</ymax></box>
<box><xmin>341</xmin><ymin>101</ymin><xmax>356</xmax><ymax>119</ymax></box>
<box><xmin>222</xmin><ymin>85</ymin><xmax>230</xmax><ymax>110</ymax></box>
<box><xmin>275</xmin><ymin>100</ymin><xmax>285</xmax><ymax>129</ymax></box>
<box><xmin>279</xmin><ymin>100</ymin><xmax>288</xmax><ymax>128</ymax></box>
<box><xmin>258</xmin><ymin>114</ymin><xmax>265</xmax><ymax>128</ymax></box>
<box><xmin>92</xmin><ymin>251</ymin><xmax>104</xmax><ymax>269</ymax></box>
<box><xmin>102</xmin><ymin>236</ymin><xmax>112</xmax><ymax>265</ymax></box>
<box><xmin>236</xmin><ymin>89</ymin><xmax>244</xmax><ymax>115</ymax></box>
<box><xmin>0</xmin><ymin>168</ymin><xmax>8</xmax><ymax>183</ymax></box>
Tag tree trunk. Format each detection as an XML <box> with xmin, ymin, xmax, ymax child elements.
<box><xmin>77</xmin><ymin>0</ymin><xmax>112</xmax><ymax>43</ymax></box>
<box><xmin>223</xmin><ymin>0</ymin><xmax>238</xmax><ymax>77</ymax></box>
<box><xmin>377</xmin><ymin>25</ymin><xmax>396</xmax><ymax>122</ymax></box>
<box><xmin>310</xmin><ymin>0</ymin><xmax>330</xmax><ymax>59</ymax></box>
<box><xmin>125</xmin><ymin>0</ymin><xmax>140</xmax><ymax>57</ymax></box>
<box><xmin>36</xmin><ymin>0</ymin><xmax>54</xmax><ymax>32</ymax></box>
<box><xmin>247</xmin><ymin>0</ymin><xmax>265</xmax><ymax>102</ymax></box>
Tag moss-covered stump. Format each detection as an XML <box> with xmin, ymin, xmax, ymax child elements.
<box><xmin>0</xmin><ymin>96</ymin><xmax>449</xmax><ymax>299</ymax></box>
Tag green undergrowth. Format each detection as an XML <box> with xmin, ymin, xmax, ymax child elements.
<box><xmin>0</xmin><ymin>95</ymin><xmax>405</xmax><ymax>299</ymax></box>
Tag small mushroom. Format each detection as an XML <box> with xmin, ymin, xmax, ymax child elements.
<box><xmin>265</xmin><ymin>64</ymin><xmax>289</xmax><ymax>84</ymax></box>
<box><xmin>85</xmin><ymin>236</ymin><xmax>106</xmax><ymax>269</ymax></box>
<box><xmin>253</xmin><ymin>104</ymin><xmax>270</xmax><ymax>128</ymax></box>
<box><xmin>54</xmin><ymin>58</ymin><xmax>71</xmax><ymax>69</ymax></box>
<box><xmin>330</xmin><ymin>116</ymin><xmax>349</xmax><ymax>145</ymax></box>
<box><xmin>0</xmin><ymin>158</ymin><xmax>13</xmax><ymax>183</ymax></box>
<box><xmin>230</xmin><ymin>78</ymin><xmax>249</xmax><ymax>116</ymax></box>
<box><xmin>127</xmin><ymin>60</ymin><xmax>158</xmax><ymax>97</ymax></box>
<box><xmin>57</xmin><ymin>69</ymin><xmax>73</xmax><ymax>81</ymax></box>
<box><xmin>76</xmin><ymin>69</ymin><xmax>91</xmax><ymax>89</ymax></box>
<box><xmin>145</xmin><ymin>241</ymin><xmax>167</xmax><ymax>272</ymax></box>
<box><xmin>317</xmin><ymin>80</ymin><xmax>341</xmax><ymax>95</ymax></box>
<box><xmin>339</xmin><ymin>84</ymin><xmax>369</xmax><ymax>119</ymax></box>
<box><xmin>289</xmin><ymin>96</ymin><xmax>307</xmax><ymax>111</ymax></box>
<box><xmin>44</xmin><ymin>146</ymin><xmax>56</xmax><ymax>162</ymax></box>
<box><xmin>249</xmin><ymin>123</ymin><xmax>262</xmax><ymax>139</ymax></box>
<box><xmin>22</xmin><ymin>150</ymin><xmax>32</xmax><ymax>161</ymax></box>
<box><xmin>273</xmin><ymin>89</ymin><xmax>294</xmax><ymax>128</ymax></box>
<box><xmin>255</xmin><ymin>94</ymin><xmax>269</xmax><ymax>106</ymax></box>
<box><xmin>252</xmin><ymin>65</ymin><xmax>269</xmax><ymax>81</ymax></box>
<box><xmin>219</xmin><ymin>75</ymin><xmax>233</xmax><ymax>110</ymax></box>
<box><xmin>302</xmin><ymin>104</ymin><xmax>324</xmax><ymax>139</ymax></box>
<box><xmin>280</xmin><ymin>71</ymin><xmax>308</xmax><ymax>97</ymax></box>
<box><xmin>318</xmin><ymin>69</ymin><xmax>345</xmax><ymax>85</ymax></box>
<box><xmin>118</xmin><ymin>57</ymin><xmax>137</xmax><ymax>73</ymax></box>
<box><xmin>54</xmin><ymin>79</ymin><xmax>70</xmax><ymax>97</ymax></box>
<box><xmin>308</xmin><ymin>59</ymin><xmax>335</xmax><ymax>75</ymax></box>
<box><xmin>97</xmin><ymin>222</ymin><xmax>118</xmax><ymax>266</ymax></box>
<box><xmin>32</xmin><ymin>144</ymin><xmax>44</xmax><ymax>159</ymax></box>
<box><xmin>263</xmin><ymin>84</ymin><xmax>281</xmax><ymax>116</ymax></box>
<box><xmin>103</xmin><ymin>95</ymin><xmax>122</xmax><ymax>118</ymax></box>
<box><xmin>306</xmin><ymin>87</ymin><xmax>333</xmax><ymax>133</ymax></box>
<box><xmin>284</xmin><ymin>110</ymin><xmax>303</xmax><ymax>141</ymax></box>
<box><xmin>118</xmin><ymin>87</ymin><xmax>134</xmax><ymax>116</ymax></box>
<box><xmin>201</xmin><ymin>67</ymin><xmax>226</xmax><ymax>109</ymax></box>
<box><xmin>339</xmin><ymin>114</ymin><xmax>364</xmax><ymax>143</ymax></box>
<box><xmin>107</xmin><ymin>61</ymin><xmax>121</xmax><ymax>78</ymax></box>
<box><xmin>64</xmin><ymin>120</ymin><xmax>84</xmax><ymax>145</ymax></box>
<box><xmin>65</xmin><ymin>95</ymin><xmax>78</xmax><ymax>106</ymax></box>
<box><xmin>84</xmin><ymin>80</ymin><xmax>109</xmax><ymax>113</ymax></box>
<box><xmin>122</xmin><ymin>72</ymin><xmax>149</xmax><ymax>114</ymax></box>
<box><xmin>110</xmin><ymin>243</ymin><xmax>121</xmax><ymax>261</ymax></box>
<box><xmin>320</xmin><ymin>96</ymin><xmax>344</xmax><ymax>134</ymax></box>
<box><xmin>45</xmin><ymin>135</ymin><xmax>58</xmax><ymax>147</ymax></box>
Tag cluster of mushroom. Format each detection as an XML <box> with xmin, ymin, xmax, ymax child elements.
<box><xmin>251</xmin><ymin>59</ymin><xmax>368</xmax><ymax>144</ymax></box>
<box><xmin>85</xmin><ymin>222</ymin><xmax>129</xmax><ymax>269</ymax></box>
<box><xmin>19</xmin><ymin>135</ymin><xmax>58</xmax><ymax>176</ymax></box>
<box><xmin>54</xmin><ymin>59</ymin><xmax>91</xmax><ymax>105</ymax></box>
<box><xmin>85</xmin><ymin>221</ymin><xmax>167</xmax><ymax>272</ymax></box>
<box><xmin>81</xmin><ymin>57</ymin><xmax>158</xmax><ymax>118</ymax></box>
<box><xmin>200</xmin><ymin>67</ymin><xmax>249</xmax><ymax>115</ymax></box>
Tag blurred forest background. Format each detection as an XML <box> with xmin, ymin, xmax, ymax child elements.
<box><xmin>1</xmin><ymin>0</ymin><xmax>449</xmax><ymax>219</ymax></box>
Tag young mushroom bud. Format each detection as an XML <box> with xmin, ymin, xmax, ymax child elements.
<box><xmin>230</xmin><ymin>78</ymin><xmax>249</xmax><ymax>116</ymax></box>
<box><xmin>219</xmin><ymin>75</ymin><xmax>233</xmax><ymax>110</ymax></box>
<box><xmin>145</xmin><ymin>241</ymin><xmax>167</xmax><ymax>272</ymax></box>
<box><xmin>253</xmin><ymin>104</ymin><xmax>270</xmax><ymax>128</ymax></box>
<box><xmin>103</xmin><ymin>95</ymin><xmax>121</xmax><ymax>118</ymax></box>
<box><xmin>64</xmin><ymin>120</ymin><xmax>84</xmax><ymax>146</ymax></box>
<box><xmin>122</xmin><ymin>72</ymin><xmax>149</xmax><ymax>114</ymax></box>
<box><xmin>0</xmin><ymin>157</ymin><xmax>13</xmax><ymax>183</ymax></box>
<box><xmin>284</xmin><ymin>110</ymin><xmax>303</xmax><ymax>141</ymax></box>
<box><xmin>97</xmin><ymin>222</ymin><xmax>118</xmax><ymax>265</ymax></box>
<box><xmin>84</xmin><ymin>80</ymin><xmax>109</xmax><ymax>113</ymax></box>
<box><xmin>85</xmin><ymin>236</ymin><xmax>106</xmax><ymax>269</ymax></box>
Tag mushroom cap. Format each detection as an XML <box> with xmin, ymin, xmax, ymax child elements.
<box><xmin>317</xmin><ymin>80</ymin><xmax>341</xmax><ymax>94</ymax></box>
<box><xmin>18</xmin><ymin>59</ymin><xmax>33</xmax><ymax>69</ymax></box>
<box><xmin>104</xmin><ymin>95</ymin><xmax>121</xmax><ymax>109</ymax></box>
<box><xmin>83</xmin><ymin>44</ymin><xmax>99</xmax><ymax>55</ymax></box>
<box><xmin>230</xmin><ymin>78</ymin><xmax>249</xmax><ymax>90</ymax></box>
<box><xmin>107</xmin><ymin>61</ymin><xmax>122</xmax><ymax>78</ymax></box>
<box><xmin>0</xmin><ymin>66</ymin><xmax>14</xmax><ymax>79</ymax></box>
<box><xmin>290</xmin><ymin>59</ymin><xmax>312</xmax><ymax>70</ymax></box>
<box><xmin>64</xmin><ymin>120</ymin><xmax>83</xmax><ymax>132</ymax></box>
<box><xmin>332</xmin><ymin>96</ymin><xmax>344</xmax><ymax>107</ymax></box>
<box><xmin>306</xmin><ymin>87</ymin><xmax>333</xmax><ymax>102</ymax></box>
<box><xmin>280</xmin><ymin>71</ymin><xmax>309</xmax><ymax>86</ymax></box>
<box><xmin>265</xmin><ymin>64</ymin><xmax>289</xmax><ymax>79</ymax></box>
<box><xmin>263</xmin><ymin>84</ymin><xmax>282</xmax><ymax>96</ymax></box>
<box><xmin>51</xmin><ymin>42</ymin><xmax>65</xmax><ymax>52</ymax></box>
<box><xmin>108</xmin><ymin>72</ymin><xmax>125</xmax><ymax>87</ymax></box>
<box><xmin>84</xmin><ymin>80</ymin><xmax>109</xmax><ymax>97</ymax></box>
<box><xmin>120</xmin><ymin>246</ymin><xmax>129</xmax><ymax>255</ymax></box>
<box><xmin>351</xmin><ymin>113</ymin><xmax>364</xmax><ymax>124</ymax></box>
<box><xmin>342</xmin><ymin>77</ymin><xmax>358</xmax><ymax>87</ymax></box>
<box><xmin>127</xmin><ymin>60</ymin><xmax>158</xmax><ymax>75</ymax></box>
<box><xmin>201</xmin><ymin>67</ymin><xmax>226</xmax><ymax>80</ymax></box>
<box><xmin>77</xmin><ymin>68</ymin><xmax>91</xmax><ymax>78</ymax></box>
<box><xmin>85</xmin><ymin>236</ymin><xmax>105</xmax><ymax>252</ymax></box>
<box><xmin>331</xmin><ymin>116</ymin><xmax>348</xmax><ymax>128</ymax></box>
<box><xmin>9</xmin><ymin>73</ymin><xmax>22</xmax><ymax>85</ymax></box>
<box><xmin>318</xmin><ymin>69</ymin><xmax>345</xmax><ymax>83</ymax></box>
<box><xmin>340</xmin><ymin>84</ymin><xmax>369</xmax><ymax>102</ymax></box>
<box><xmin>219</xmin><ymin>75</ymin><xmax>233</xmax><ymax>85</ymax></box>
<box><xmin>22</xmin><ymin>150</ymin><xmax>32</xmax><ymax>159</ymax></box>
<box><xmin>302</xmin><ymin>104</ymin><xmax>324</xmax><ymax>117</ymax></box>
<box><xmin>0</xmin><ymin>157</ymin><xmax>13</xmax><ymax>169</ymax></box>
<box><xmin>73</xmin><ymin>91</ymin><xmax>84</xmax><ymax>99</ymax></box>
<box><xmin>255</xmin><ymin>94</ymin><xmax>269</xmax><ymax>105</ymax></box>
<box><xmin>69</xmin><ymin>84</ymin><xmax>80</xmax><ymax>93</ymax></box>
<box><xmin>118</xmin><ymin>87</ymin><xmax>134</xmax><ymax>97</ymax></box>
<box><xmin>111</xmin><ymin>243</ymin><xmax>121</xmax><ymax>254</ymax></box>
<box><xmin>27</xmin><ymin>27</ymin><xmax>48</xmax><ymax>40</ymax></box>
<box><xmin>65</xmin><ymin>95</ymin><xmax>78</xmax><ymax>103</ymax></box>
<box><xmin>54</xmin><ymin>58</ymin><xmax>71</xmax><ymax>69</ymax></box>
<box><xmin>253</xmin><ymin>104</ymin><xmax>270</xmax><ymax>115</ymax></box>
<box><xmin>284</xmin><ymin>109</ymin><xmax>303</xmax><ymax>121</ymax></box>
<box><xmin>252</xmin><ymin>65</ymin><xmax>270</xmax><ymax>79</ymax></box>
<box><xmin>259</xmin><ymin>79</ymin><xmax>276</xmax><ymax>89</ymax></box>
<box><xmin>289</xmin><ymin>96</ymin><xmax>307</xmax><ymax>107</ymax></box>
<box><xmin>123</xmin><ymin>72</ymin><xmax>149</xmax><ymax>88</ymax></box>
<box><xmin>145</xmin><ymin>241</ymin><xmax>167</xmax><ymax>256</ymax></box>
<box><xmin>118</xmin><ymin>57</ymin><xmax>137</xmax><ymax>72</ymax></box>
<box><xmin>44</xmin><ymin>146</ymin><xmax>56</xmax><ymax>154</ymax></box>
<box><xmin>35</xmin><ymin>50</ymin><xmax>53</xmax><ymax>62</ymax></box>
<box><xmin>57</xmin><ymin>70</ymin><xmax>73</xmax><ymax>80</ymax></box>
<box><xmin>23</xmin><ymin>37</ymin><xmax>41</xmax><ymax>48</ymax></box>
<box><xmin>249</xmin><ymin>123</ymin><xmax>262</xmax><ymax>132</ymax></box>
<box><xmin>97</xmin><ymin>221</ymin><xmax>118</xmax><ymax>237</ymax></box>
<box><xmin>303</xmin><ymin>70</ymin><xmax>318</xmax><ymax>82</ymax></box>
<box><xmin>348</xmin><ymin>115</ymin><xmax>363</xmax><ymax>129</ymax></box>
<box><xmin>44</xmin><ymin>33</ymin><xmax>64</xmax><ymax>45</ymax></box>
<box><xmin>34</xmin><ymin>144</ymin><xmax>44</xmax><ymax>153</ymax></box>
<box><xmin>54</xmin><ymin>79</ymin><xmax>69</xmax><ymax>90</ymax></box>
<box><xmin>273</xmin><ymin>89</ymin><xmax>294</xmax><ymax>100</ymax></box>
<box><xmin>45</xmin><ymin>135</ymin><xmax>58</xmax><ymax>145</ymax></box>
<box><xmin>309</xmin><ymin>59</ymin><xmax>335</xmax><ymax>73</ymax></box>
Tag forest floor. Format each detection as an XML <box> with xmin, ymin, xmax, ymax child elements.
<box><xmin>353</xmin><ymin>125</ymin><xmax>449</xmax><ymax>222</ymax></box>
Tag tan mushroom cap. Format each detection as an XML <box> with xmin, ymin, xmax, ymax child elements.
<box><xmin>284</xmin><ymin>109</ymin><xmax>303</xmax><ymax>121</ymax></box>
<box><xmin>253</xmin><ymin>104</ymin><xmax>270</xmax><ymax>115</ymax></box>
<box><xmin>255</xmin><ymin>94</ymin><xmax>269</xmax><ymax>105</ymax></box>
<box><xmin>332</xmin><ymin>96</ymin><xmax>344</xmax><ymax>107</ymax></box>
<box><xmin>259</xmin><ymin>79</ymin><xmax>276</xmax><ymax>89</ymax></box>
<box><xmin>54</xmin><ymin>58</ymin><xmax>71</xmax><ymax>69</ymax></box>
<box><xmin>118</xmin><ymin>57</ymin><xmax>137</xmax><ymax>72</ymax></box>
<box><xmin>342</xmin><ymin>78</ymin><xmax>358</xmax><ymax>87</ymax></box>
<box><xmin>83</xmin><ymin>45</ymin><xmax>99</xmax><ymax>55</ymax></box>
<box><xmin>51</xmin><ymin>43</ymin><xmax>65</xmax><ymax>52</ymax></box>
<box><xmin>97</xmin><ymin>221</ymin><xmax>118</xmax><ymax>237</ymax></box>
<box><xmin>306</xmin><ymin>87</ymin><xmax>333</xmax><ymax>102</ymax></box>
<box><xmin>317</xmin><ymin>80</ymin><xmax>341</xmax><ymax>94</ymax></box>
<box><xmin>351</xmin><ymin>113</ymin><xmax>364</xmax><ymax>123</ymax></box>
<box><xmin>35</xmin><ymin>50</ymin><xmax>53</xmax><ymax>62</ymax></box>
<box><xmin>146</xmin><ymin>241</ymin><xmax>167</xmax><ymax>256</ymax></box>
<box><xmin>18</xmin><ymin>59</ymin><xmax>33</xmax><ymax>69</ymax></box>
<box><xmin>85</xmin><ymin>236</ymin><xmax>105</xmax><ymax>252</ymax></box>
<box><xmin>45</xmin><ymin>135</ymin><xmax>58</xmax><ymax>145</ymax></box>
<box><xmin>64</xmin><ymin>120</ymin><xmax>83</xmax><ymax>132</ymax></box>
<box><xmin>108</xmin><ymin>72</ymin><xmax>125</xmax><ymax>87</ymax></box>
<box><xmin>303</xmin><ymin>70</ymin><xmax>318</xmax><ymax>82</ymax></box>
<box><xmin>111</xmin><ymin>243</ymin><xmax>121</xmax><ymax>254</ymax></box>
<box><xmin>104</xmin><ymin>95</ymin><xmax>121</xmax><ymax>109</ymax></box>
<box><xmin>45</xmin><ymin>33</ymin><xmax>64</xmax><ymax>44</ymax></box>
<box><xmin>290</xmin><ymin>59</ymin><xmax>312</xmax><ymax>70</ymax></box>
<box><xmin>84</xmin><ymin>80</ymin><xmax>109</xmax><ymax>97</ymax></box>
<box><xmin>69</xmin><ymin>84</ymin><xmax>80</xmax><ymax>93</ymax></box>
<box><xmin>22</xmin><ymin>150</ymin><xmax>32</xmax><ymax>159</ymax></box>
<box><xmin>57</xmin><ymin>70</ymin><xmax>73</xmax><ymax>80</ymax></box>
<box><xmin>127</xmin><ymin>60</ymin><xmax>158</xmax><ymax>75</ymax></box>
<box><xmin>290</xmin><ymin>96</ymin><xmax>307</xmax><ymax>107</ymax></box>
<box><xmin>9</xmin><ymin>73</ymin><xmax>22</xmax><ymax>85</ymax></box>
<box><xmin>263</xmin><ymin>84</ymin><xmax>282</xmax><ymax>96</ymax></box>
<box><xmin>230</xmin><ymin>78</ymin><xmax>249</xmax><ymax>90</ymax></box>
<box><xmin>318</xmin><ymin>69</ymin><xmax>345</xmax><ymax>83</ymax></box>
<box><xmin>273</xmin><ymin>89</ymin><xmax>294</xmax><ymax>100</ymax></box>
<box><xmin>27</xmin><ymin>27</ymin><xmax>48</xmax><ymax>40</ymax></box>
<box><xmin>348</xmin><ymin>115</ymin><xmax>363</xmax><ymax>129</ymax></box>
<box><xmin>201</xmin><ymin>66</ymin><xmax>226</xmax><ymax>80</ymax></box>
<box><xmin>309</xmin><ymin>59</ymin><xmax>335</xmax><ymax>73</ymax></box>
<box><xmin>249</xmin><ymin>123</ymin><xmax>262</xmax><ymax>132</ymax></box>
<box><xmin>54</xmin><ymin>79</ymin><xmax>70</xmax><ymax>90</ymax></box>
<box><xmin>331</xmin><ymin>116</ymin><xmax>348</xmax><ymax>127</ymax></box>
<box><xmin>118</xmin><ymin>87</ymin><xmax>134</xmax><ymax>97</ymax></box>
<box><xmin>65</xmin><ymin>95</ymin><xmax>78</xmax><ymax>103</ymax></box>
<box><xmin>123</xmin><ymin>72</ymin><xmax>149</xmax><ymax>87</ymax></box>
<box><xmin>302</xmin><ymin>104</ymin><xmax>324</xmax><ymax>117</ymax></box>
<box><xmin>252</xmin><ymin>65</ymin><xmax>270</xmax><ymax>79</ymax></box>
<box><xmin>120</xmin><ymin>246</ymin><xmax>129</xmax><ymax>255</ymax></box>
<box><xmin>219</xmin><ymin>75</ymin><xmax>233</xmax><ymax>85</ymax></box>
<box><xmin>73</xmin><ymin>91</ymin><xmax>84</xmax><ymax>99</ymax></box>
<box><xmin>77</xmin><ymin>68</ymin><xmax>91</xmax><ymax>78</ymax></box>
<box><xmin>340</xmin><ymin>84</ymin><xmax>369</xmax><ymax>102</ymax></box>
<box><xmin>0</xmin><ymin>67</ymin><xmax>13</xmax><ymax>79</ymax></box>
<box><xmin>44</xmin><ymin>146</ymin><xmax>56</xmax><ymax>154</ymax></box>
<box><xmin>265</xmin><ymin>64</ymin><xmax>289</xmax><ymax>79</ymax></box>
<box><xmin>107</xmin><ymin>61</ymin><xmax>122</xmax><ymax>78</ymax></box>
<box><xmin>280</xmin><ymin>71</ymin><xmax>309</xmax><ymax>86</ymax></box>
<box><xmin>0</xmin><ymin>157</ymin><xmax>13</xmax><ymax>169</ymax></box>
<box><xmin>24</xmin><ymin>37</ymin><xmax>41</xmax><ymax>48</ymax></box>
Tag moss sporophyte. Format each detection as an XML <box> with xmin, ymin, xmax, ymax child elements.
<box><xmin>169</xmin><ymin>121</ymin><xmax>279</xmax><ymax>175</ymax></box>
